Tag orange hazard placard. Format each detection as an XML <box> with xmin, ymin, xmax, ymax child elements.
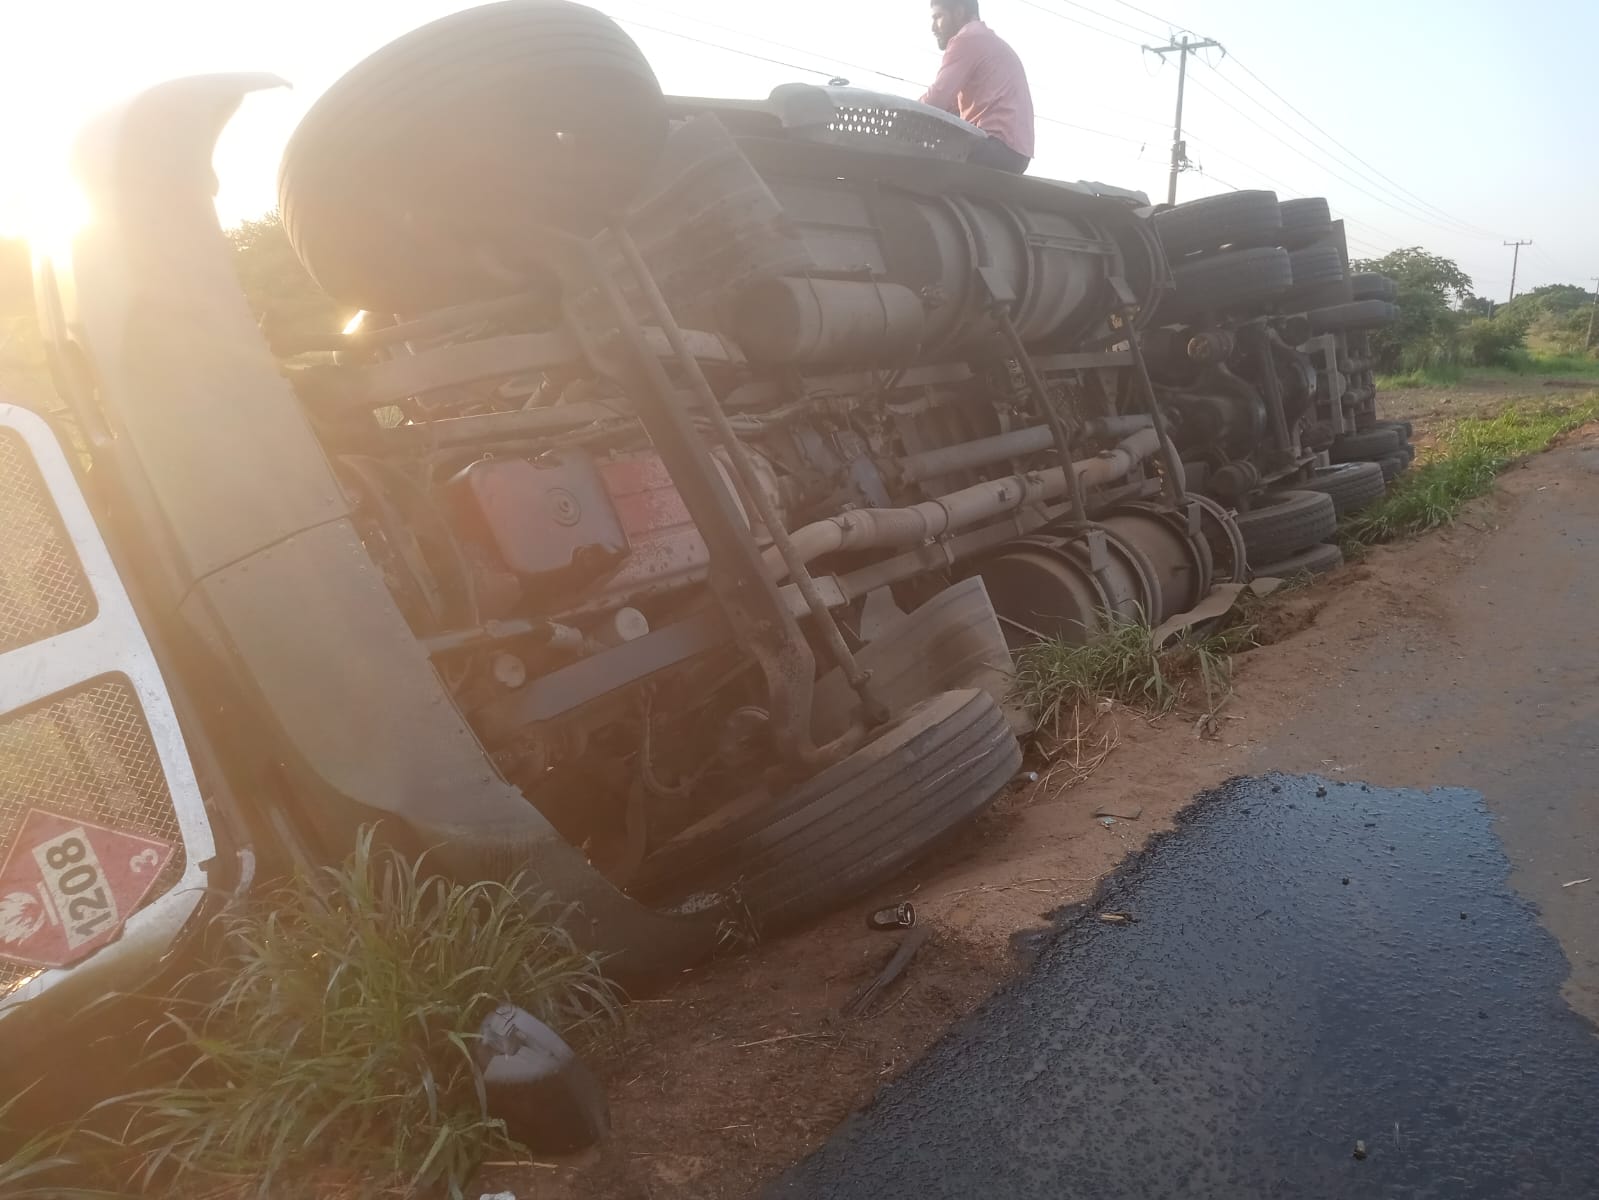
<box><xmin>0</xmin><ymin>809</ymin><xmax>174</xmax><ymax>972</ymax></box>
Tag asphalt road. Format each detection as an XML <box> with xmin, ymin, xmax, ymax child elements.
<box><xmin>1255</xmin><ymin>443</ymin><xmax>1599</xmax><ymax>1021</ymax></box>
<box><xmin>771</xmin><ymin>444</ymin><xmax>1599</xmax><ymax>1199</ymax></box>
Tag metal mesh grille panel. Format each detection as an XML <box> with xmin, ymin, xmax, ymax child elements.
<box><xmin>0</xmin><ymin>676</ymin><xmax>186</xmax><ymax>995</ymax></box>
<box><xmin>819</xmin><ymin>104</ymin><xmax>973</xmax><ymax>160</ymax></box>
<box><xmin>0</xmin><ymin>429</ymin><xmax>95</xmax><ymax>654</ymax></box>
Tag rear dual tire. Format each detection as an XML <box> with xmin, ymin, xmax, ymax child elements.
<box><xmin>1235</xmin><ymin>489</ymin><xmax>1338</xmax><ymax>567</ymax></box>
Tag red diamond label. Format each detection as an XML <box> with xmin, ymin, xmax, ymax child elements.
<box><xmin>0</xmin><ymin>809</ymin><xmax>174</xmax><ymax>972</ymax></box>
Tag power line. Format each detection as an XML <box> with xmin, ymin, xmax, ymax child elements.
<box><xmin>1182</xmin><ymin>69</ymin><xmax>1510</xmax><ymax>244</ymax></box>
<box><xmin>615</xmin><ymin>7</ymin><xmax>1151</xmax><ymax>156</ymax></box>
<box><xmin>1038</xmin><ymin>113</ymin><xmax>1148</xmax><ymax>147</ymax></box>
<box><xmin>1012</xmin><ymin>0</ymin><xmax>1146</xmax><ymax>47</ymax></box>
<box><xmin>1016</xmin><ymin>0</ymin><xmax>1166</xmax><ymax>43</ymax></box>
<box><xmin>1221</xmin><ymin>55</ymin><xmax>1504</xmax><ymax>240</ymax></box>
<box><xmin>1204</xmin><ymin>62</ymin><xmax>1500</xmax><ymax>242</ymax></box>
<box><xmin>616</xmin><ymin>16</ymin><xmax>841</xmax><ymax>79</ymax></box>
<box><xmin>1189</xmin><ymin>164</ymin><xmax>1241</xmax><ymax>192</ymax></box>
<box><xmin>1103</xmin><ymin>0</ymin><xmax>1188</xmax><ymax>32</ymax></box>
<box><xmin>612</xmin><ymin>2</ymin><xmax>927</xmax><ymax>88</ymax></box>
<box><xmin>1181</xmin><ymin>133</ymin><xmax>1408</xmax><ymax>245</ymax></box>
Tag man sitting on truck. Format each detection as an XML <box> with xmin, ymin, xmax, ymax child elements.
<box><xmin>921</xmin><ymin>0</ymin><xmax>1036</xmax><ymax>174</ymax></box>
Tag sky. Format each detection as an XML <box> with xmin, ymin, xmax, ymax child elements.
<box><xmin>3</xmin><ymin>0</ymin><xmax>1596</xmax><ymax>300</ymax></box>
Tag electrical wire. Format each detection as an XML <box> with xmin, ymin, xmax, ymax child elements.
<box><xmin>1011</xmin><ymin>0</ymin><xmax>1145</xmax><ymax>47</ymax></box>
<box><xmin>1182</xmin><ymin>70</ymin><xmax>1508</xmax><ymax>244</ymax></box>
<box><xmin>1038</xmin><ymin>113</ymin><xmax>1148</xmax><ymax>147</ymax></box>
<box><xmin>1220</xmin><ymin>55</ymin><xmax>1505</xmax><ymax>240</ymax></box>
<box><xmin>1189</xmin><ymin>165</ymin><xmax>1240</xmax><ymax>192</ymax></box>
<box><xmin>610</xmin><ymin>1</ymin><xmax>928</xmax><ymax>88</ymax></box>
<box><xmin>614</xmin><ymin>4</ymin><xmax>1155</xmax><ymax>154</ymax></box>
<box><xmin>1203</xmin><ymin>63</ymin><xmax>1500</xmax><ymax>242</ymax></box>
<box><xmin>1014</xmin><ymin>0</ymin><xmax>1166</xmax><ymax>43</ymax></box>
<box><xmin>1102</xmin><ymin>0</ymin><xmax>1188</xmax><ymax>32</ymax></box>
<box><xmin>616</xmin><ymin>17</ymin><xmax>841</xmax><ymax>79</ymax></box>
<box><xmin>1182</xmin><ymin>132</ymin><xmax>1407</xmax><ymax>246</ymax></box>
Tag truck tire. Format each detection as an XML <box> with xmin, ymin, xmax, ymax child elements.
<box><xmin>1289</xmin><ymin>461</ymin><xmax>1387</xmax><ymax>517</ymax></box>
<box><xmin>279</xmin><ymin>0</ymin><xmax>668</xmax><ymax>312</ymax></box>
<box><xmin>1330</xmin><ymin>427</ymin><xmax>1403</xmax><ymax>463</ymax></box>
<box><xmin>1155</xmin><ymin>190</ymin><xmax>1282</xmax><ymax>256</ymax></box>
<box><xmin>1253</xmin><ymin>541</ymin><xmax>1343</xmax><ymax>579</ymax></box>
<box><xmin>1286</xmin><ymin>243</ymin><xmax>1347</xmax><ymax>288</ymax></box>
<box><xmin>630</xmin><ymin>689</ymin><xmax>1020</xmax><ymax>932</ymax></box>
<box><xmin>1350</xmin><ymin>273</ymin><xmax>1399</xmax><ymax>303</ymax></box>
<box><xmin>1308</xmin><ymin>300</ymin><xmax>1400</xmax><ymax>335</ymax></box>
<box><xmin>1277</xmin><ymin>197</ymin><xmax>1334</xmax><ymax>249</ymax></box>
<box><xmin>1377</xmin><ymin>454</ymin><xmax>1408</xmax><ymax>482</ymax></box>
<box><xmin>1280</xmin><ymin>278</ymin><xmax>1354</xmax><ymax>313</ymax></box>
<box><xmin>1235</xmin><ymin>490</ymin><xmax>1337</xmax><ymax>565</ymax></box>
<box><xmin>1369</xmin><ymin>418</ymin><xmax>1415</xmax><ymax>440</ymax></box>
<box><xmin>1164</xmin><ymin>246</ymin><xmax>1294</xmax><ymax>322</ymax></box>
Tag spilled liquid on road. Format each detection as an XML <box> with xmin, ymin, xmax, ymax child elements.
<box><xmin>773</xmin><ymin>775</ymin><xmax>1599</xmax><ymax>1199</ymax></box>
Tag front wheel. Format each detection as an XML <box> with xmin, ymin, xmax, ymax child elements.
<box><xmin>630</xmin><ymin>689</ymin><xmax>1020</xmax><ymax>933</ymax></box>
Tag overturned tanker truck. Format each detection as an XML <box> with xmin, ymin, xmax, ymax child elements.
<box><xmin>11</xmin><ymin>0</ymin><xmax>1411</xmax><ymax>1016</ymax></box>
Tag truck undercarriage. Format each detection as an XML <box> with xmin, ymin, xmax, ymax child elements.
<box><xmin>5</xmin><ymin>0</ymin><xmax>1409</xmax><ymax>1017</ymax></box>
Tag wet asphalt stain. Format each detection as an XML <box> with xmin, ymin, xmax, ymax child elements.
<box><xmin>770</xmin><ymin>774</ymin><xmax>1599</xmax><ymax>1199</ymax></box>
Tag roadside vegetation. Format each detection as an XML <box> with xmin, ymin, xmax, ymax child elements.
<box><xmin>1</xmin><ymin>831</ymin><xmax>619</xmax><ymax>1200</ymax></box>
<box><xmin>1381</xmin><ymin>351</ymin><xmax>1599</xmax><ymax>391</ymax></box>
<box><xmin>1343</xmin><ymin>400</ymin><xmax>1599</xmax><ymax>546</ymax></box>
<box><xmin>1355</xmin><ymin>247</ymin><xmax>1599</xmax><ymax>384</ymax></box>
<box><xmin>1015</xmin><ymin>604</ymin><xmax>1267</xmax><ymax>734</ymax></box>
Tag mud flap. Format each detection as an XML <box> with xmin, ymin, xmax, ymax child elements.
<box><xmin>811</xmin><ymin>577</ymin><xmax>1028</xmax><ymax>742</ymax></box>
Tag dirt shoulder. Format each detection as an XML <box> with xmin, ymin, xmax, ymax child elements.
<box><xmin>500</xmin><ymin>421</ymin><xmax>1598</xmax><ymax>1200</ymax></box>
<box><xmin>1382</xmin><ymin>376</ymin><xmax>1599</xmax><ymax>450</ymax></box>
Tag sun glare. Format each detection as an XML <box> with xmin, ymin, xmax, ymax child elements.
<box><xmin>0</xmin><ymin>168</ymin><xmax>92</xmax><ymax>266</ymax></box>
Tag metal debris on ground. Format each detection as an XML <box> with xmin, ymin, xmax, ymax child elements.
<box><xmin>1098</xmin><ymin>912</ymin><xmax>1136</xmax><ymax>925</ymax></box>
<box><xmin>1093</xmin><ymin>802</ymin><xmax>1144</xmax><ymax>821</ymax></box>
<box><xmin>1562</xmin><ymin>878</ymin><xmax>1592</xmax><ymax>888</ymax></box>
<box><xmin>867</xmin><ymin>902</ymin><xmax>917</xmax><ymax>931</ymax></box>
<box><xmin>843</xmin><ymin>925</ymin><xmax>932</xmax><ymax>1018</ymax></box>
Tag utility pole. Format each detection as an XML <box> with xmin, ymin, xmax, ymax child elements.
<box><xmin>1586</xmin><ymin>277</ymin><xmax>1599</xmax><ymax>350</ymax></box>
<box><xmin>1145</xmin><ymin>34</ymin><xmax>1224</xmax><ymax>206</ymax></box>
<box><xmin>1503</xmin><ymin>239</ymin><xmax>1532</xmax><ymax>303</ymax></box>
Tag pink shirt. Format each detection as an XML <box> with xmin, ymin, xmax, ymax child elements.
<box><xmin>921</xmin><ymin>20</ymin><xmax>1036</xmax><ymax>158</ymax></box>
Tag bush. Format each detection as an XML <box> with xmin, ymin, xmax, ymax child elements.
<box><xmin>1460</xmin><ymin>316</ymin><xmax>1529</xmax><ymax>367</ymax></box>
<box><xmin>100</xmin><ymin>830</ymin><xmax>620</xmax><ymax>1199</ymax></box>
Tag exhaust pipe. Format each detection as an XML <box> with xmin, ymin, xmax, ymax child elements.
<box><xmin>765</xmin><ymin>428</ymin><xmax>1163</xmax><ymax>581</ymax></box>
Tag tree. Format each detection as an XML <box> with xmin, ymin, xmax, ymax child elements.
<box><xmin>225</xmin><ymin>212</ymin><xmax>342</xmax><ymax>332</ymax></box>
<box><xmin>1352</xmin><ymin>247</ymin><xmax>1474</xmax><ymax>305</ymax></box>
<box><xmin>1351</xmin><ymin>247</ymin><xmax>1477</xmax><ymax>372</ymax></box>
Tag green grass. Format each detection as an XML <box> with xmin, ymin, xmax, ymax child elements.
<box><xmin>1344</xmin><ymin>400</ymin><xmax>1599</xmax><ymax>545</ymax></box>
<box><xmin>1378</xmin><ymin>363</ymin><xmax>1465</xmax><ymax>389</ymax></box>
<box><xmin>42</xmin><ymin>830</ymin><xmax>622</xmax><ymax>1200</ymax></box>
<box><xmin>1014</xmin><ymin>612</ymin><xmax>1261</xmax><ymax>734</ymax></box>
<box><xmin>0</xmin><ymin>1090</ymin><xmax>128</xmax><ymax>1200</ymax></box>
<box><xmin>1379</xmin><ymin>351</ymin><xmax>1599</xmax><ymax>391</ymax></box>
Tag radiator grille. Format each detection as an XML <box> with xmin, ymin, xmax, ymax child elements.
<box><xmin>0</xmin><ymin>677</ymin><xmax>186</xmax><ymax>996</ymax></box>
<box><xmin>0</xmin><ymin>429</ymin><xmax>95</xmax><ymax>654</ymax></box>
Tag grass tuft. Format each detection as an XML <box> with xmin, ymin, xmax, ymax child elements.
<box><xmin>1344</xmin><ymin>400</ymin><xmax>1599</xmax><ymax>546</ymax></box>
<box><xmin>1014</xmin><ymin>611</ymin><xmax>1261</xmax><ymax>736</ymax></box>
<box><xmin>77</xmin><ymin>829</ymin><xmax>620</xmax><ymax>1200</ymax></box>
